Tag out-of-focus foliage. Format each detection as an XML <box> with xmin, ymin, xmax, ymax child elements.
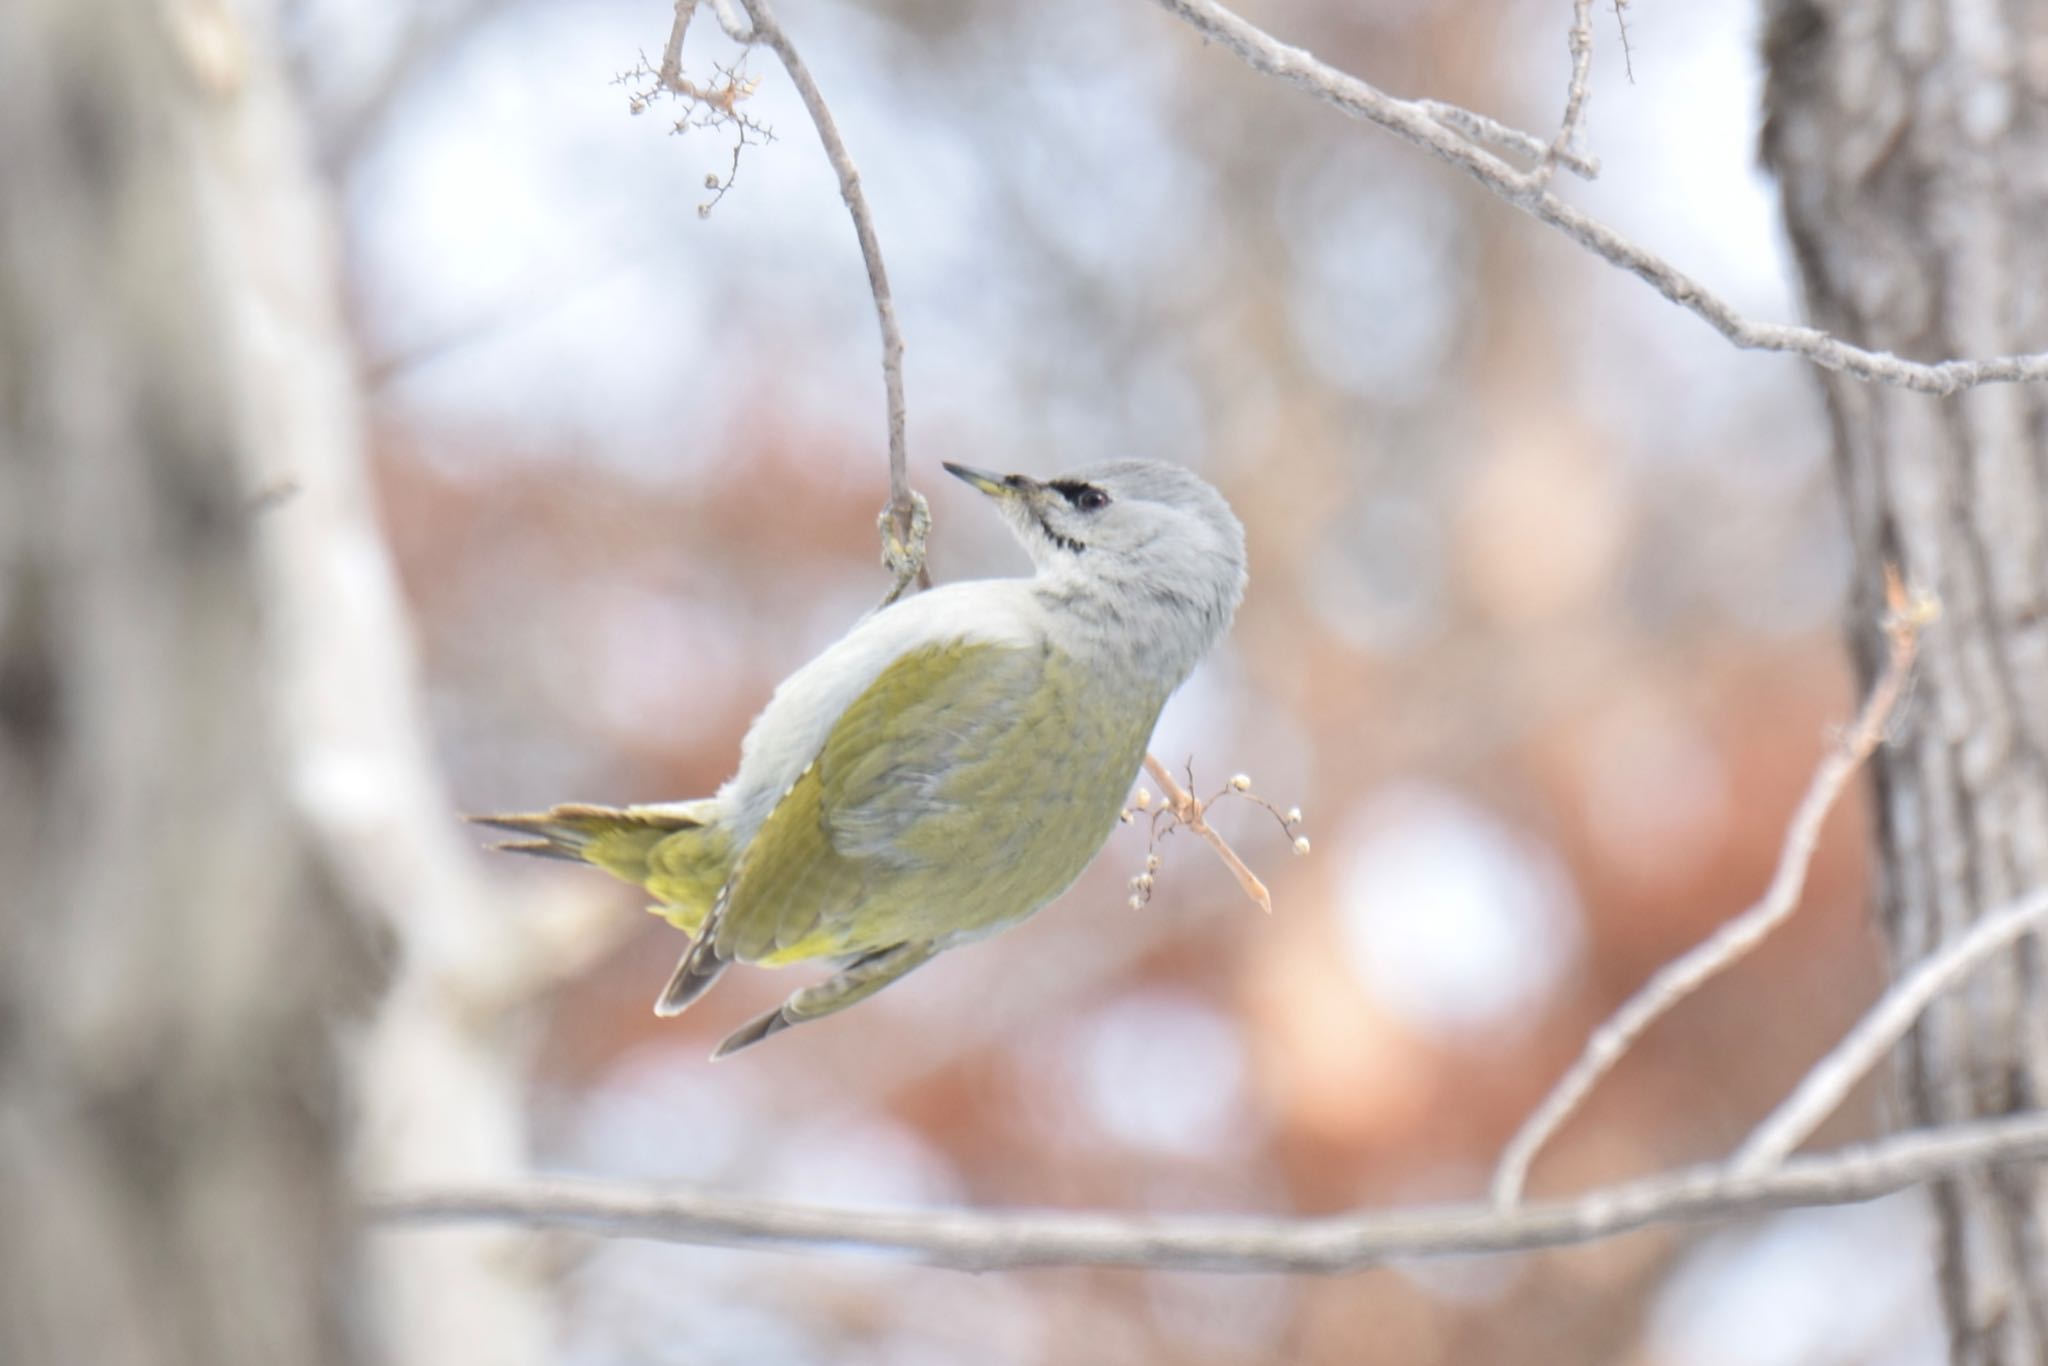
<box><xmin>296</xmin><ymin>0</ymin><xmax>1923</xmax><ymax>1359</ymax></box>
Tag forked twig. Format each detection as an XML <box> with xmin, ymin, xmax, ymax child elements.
<box><xmin>1489</xmin><ymin>569</ymin><xmax>1937</xmax><ymax>1207</ymax></box>
<box><xmin>1141</xmin><ymin>0</ymin><xmax>2048</xmax><ymax>394</ymax></box>
<box><xmin>1137</xmin><ymin>754</ymin><xmax>1308</xmax><ymax>914</ymax></box>
<box><xmin>1511</xmin><ymin>0</ymin><xmax>1596</xmax><ymax>193</ymax></box>
<box><xmin>1732</xmin><ymin>887</ymin><xmax>2048</xmax><ymax>1174</ymax></box>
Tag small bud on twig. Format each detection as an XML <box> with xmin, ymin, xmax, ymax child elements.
<box><xmin>1122</xmin><ymin>756</ymin><xmax>1308</xmax><ymax>915</ymax></box>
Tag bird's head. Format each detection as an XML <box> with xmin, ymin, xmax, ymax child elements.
<box><xmin>944</xmin><ymin>458</ymin><xmax>1247</xmax><ymax>628</ymax></box>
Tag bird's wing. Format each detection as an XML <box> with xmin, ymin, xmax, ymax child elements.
<box><xmin>712</xmin><ymin>636</ymin><xmax>1050</xmax><ymax>965</ymax></box>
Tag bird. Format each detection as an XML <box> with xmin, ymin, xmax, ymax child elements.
<box><xmin>474</xmin><ymin>459</ymin><xmax>1247</xmax><ymax>1058</ymax></box>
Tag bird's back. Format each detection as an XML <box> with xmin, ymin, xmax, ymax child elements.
<box><xmin>715</xmin><ymin>578</ymin><xmax>1048</xmax><ymax>843</ymax></box>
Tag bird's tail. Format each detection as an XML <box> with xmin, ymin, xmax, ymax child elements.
<box><xmin>469</xmin><ymin>799</ymin><xmax>732</xmax><ymax>937</ymax></box>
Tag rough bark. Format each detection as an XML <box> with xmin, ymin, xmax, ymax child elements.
<box><xmin>0</xmin><ymin>2</ymin><xmax>376</xmax><ymax>1363</ymax></box>
<box><xmin>0</xmin><ymin>2</ymin><xmax>566</xmax><ymax>1363</ymax></box>
<box><xmin>1763</xmin><ymin>1</ymin><xmax>2048</xmax><ymax>1360</ymax></box>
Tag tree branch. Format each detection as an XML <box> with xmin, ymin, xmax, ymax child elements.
<box><xmin>1732</xmin><ymin>887</ymin><xmax>2048</xmax><ymax>1174</ymax></box>
<box><xmin>659</xmin><ymin>0</ymin><xmax>698</xmax><ymax>86</ymax></box>
<box><xmin>1517</xmin><ymin>0</ymin><xmax>1596</xmax><ymax>193</ymax></box>
<box><xmin>705</xmin><ymin>0</ymin><xmax>753</xmax><ymax>42</ymax></box>
<box><xmin>1416</xmin><ymin>100</ymin><xmax>1596</xmax><ymax>181</ymax></box>
<box><xmin>372</xmin><ymin>1111</ymin><xmax>2048</xmax><ymax>1274</ymax></box>
<box><xmin>1490</xmin><ymin>576</ymin><xmax>1933</xmax><ymax>1206</ymax></box>
<box><xmin>1139</xmin><ymin>0</ymin><xmax>2048</xmax><ymax>394</ymax></box>
<box><xmin>732</xmin><ymin>0</ymin><xmax>929</xmax><ymax>599</ymax></box>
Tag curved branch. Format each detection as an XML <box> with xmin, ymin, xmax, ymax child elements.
<box><xmin>374</xmin><ymin>1112</ymin><xmax>2048</xmax><ymax>1274</ymax></box>
<box><xmin>1142</xmin><ymin>0</ymin><xmax>2048</xmax><ymax>394</ymax></box>
<box><xmin>1733</xmin><ymin>888</ymin><xmax>2048</xmax><ymax>1174</ymax></box>
<box><xmin>735</xmin><ymin>0</ymin><xmax>929</xmax><ymax>595</ymax></box>
<box><xmin>1491</xmin><ymin>583</ymin><xmax>1929</xmax><ymax>1206</ymax></box>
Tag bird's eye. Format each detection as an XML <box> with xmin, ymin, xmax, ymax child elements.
<box><xmin>1049</xmin><ymin>479</ymin><xmax>1111</xmax><ymax>512</ymax></box>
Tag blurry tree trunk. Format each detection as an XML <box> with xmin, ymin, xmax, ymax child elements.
<box><xmin>0</xmin><ymin>2</ymin><xmax>566</xmax><ymax>1365</ymax></box>
<box><xmin>0</xmin><ymin>1</ymin><xmax>375</xmax><ymax>1363</ymax></box>
<box><xmin>1764</xmin><ymin>2</ymin><xmax>2048</xmax><ymax>1360</ymax></box>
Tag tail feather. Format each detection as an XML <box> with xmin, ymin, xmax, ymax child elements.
<box><xmin>482</xmin><ymin>836</ymin><xmax>587</xmax><ymax>863</ymax></box>
<box><xmin>654</xmin><ymin>935</ymin><xmax>728</xmax><ymax>1017</ymax></box>
<box><xmin>473</xmin><ymin>798</ymin><xmax>735</xmax><ymax>1014</ymax></box>
<box><xmin>468</xmin><ymin>800</ymin><xmax>715</xmax><ymax>879</ymax></box>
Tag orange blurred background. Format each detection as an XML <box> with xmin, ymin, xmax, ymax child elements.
<box><xmin>311</xmin><ymin>0</ymin><xmax>1933</xmax><ymax>1359</ymax></box>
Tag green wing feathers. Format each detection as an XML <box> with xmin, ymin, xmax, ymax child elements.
<box><xmin>716</xmin><ymin>638</ymin><xmax>1160</xmax><ymax>967</ymax></box>
<box><xmin>715</xmin><ymin>639</ymin><xmax>1042</xmax><ymax>964</ymax></box>
<box><xmin>470</xmin><ymin>800</ymin><xmax>733</xmax><ymax>936</ymax></box>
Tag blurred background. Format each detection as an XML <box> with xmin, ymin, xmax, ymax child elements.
<box><xmin>297</xmin><ymin>0</ymin><xmax>1922</xmax><ymax>1360</ymax></box>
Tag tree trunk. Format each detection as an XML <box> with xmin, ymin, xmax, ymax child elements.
<box><xmin>0</xmin><ymin>0</ymin><xmax>576</xmax><ymax>1359</ymax></box>
<box><xmin>0</xmin><ymin>2</ymin><xmax>378</xmax><ymax>1363</ymax></box>
<box><xmin>1763</xmin><ymin>2</ymin><xmax>2048</xmax><ymax>1360</ymax></box>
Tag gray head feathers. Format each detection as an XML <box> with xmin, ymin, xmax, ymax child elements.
<box><xmin>950</xmin><ymin>458</ymin><xmax>1247</xmax><ymax>685</ymax></box>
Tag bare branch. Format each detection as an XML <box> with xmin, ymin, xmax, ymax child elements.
<box><xmin>638</xmin><ymin>10</ymin><xmax>763</xmax><ymax>130</ymax></box>
<box><xmin>1416</xmin><ymin>100</ymin><xmax>1597</xmax><ymax>181</ymax></box>
<box><xmin>1490</xmin><ymin>578</ymin><xmax>1933</xmax><ymax>1206</ymax></box>
<box><xmin>372</xmin><ymin>1112</ymin><xmax>2048</xmax><ymax>1273</ymax></box>
<box><xmin>659</xmin><ymin>0</ymin><xmax>698</xmax><ymax>86</ymax></box>
<box><xmin>1517</xmin><ymin>0</ymin><xmax>1596</xmax><ymax>193</ymax></box>
<box><xmin>734</xmin><ymin>0</ymin><xmax>929</xmax><ymax>599</ymax></box>
<box><xmin>705</xmin><ymin>0</ymin><xmax>754</xmax><ymax>42</ymax></box>
<box><xmin>1140</xmin><ymin>0</ymin><xmax>2048</xmax><ymax>394</ymax></box>
<box><xmin>631</xmin><ymin>2</ymin><xmax>772</xmax><ymax>217</ymax></box>
<box><xmin>1733</xmin><ymin>888</ymin><xmax>2048</xmax><ymax>1175</ymax></box>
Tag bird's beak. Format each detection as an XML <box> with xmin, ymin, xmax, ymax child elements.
<box><xmin>943</xmin><ymin>462</ymin><xmax>1033</xmax><ymax>499</ymax></box>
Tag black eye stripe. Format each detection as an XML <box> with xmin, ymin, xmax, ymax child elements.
<box><xmin>1050</xmin><ymin>480</ymin><xmax>1110</xmax><ymax>511</ymax></box>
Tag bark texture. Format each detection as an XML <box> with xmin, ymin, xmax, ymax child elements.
<box><xmin>1</xmin><ymin>1</ymin><xmax>566</xmax><ymax>1363</ymax></box>
<box><xmin>1763</xmin><ymin>2</ymin><xmax>2048</xmax><ymax>1360</ymax></box>
<box><xmin>0</xmin><ymin>2</ymin><xmax>377</xmax><ymax>1363</ymax></box>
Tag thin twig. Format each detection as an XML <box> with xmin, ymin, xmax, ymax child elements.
<box><xmin>1140</xmin><ymin>0</ymin><xmax>2048</xmax><ymax>394</ymax></box>
<box><xmin>1416</xmin><ymin>101</ymin><xmax>1597</xmax><ymax>180</ymax></box>
<box><xmin>1143</xmin><ymin>754</ymin><xmax>1274</xmax><ymax>913</ymax></box>
<box><xmin>1515</xmin><ymin>0</ymin><xmax>1596</xmax><ymax>193</ymax></box>
<box><xmin>706</xmin><ymin>0</ymin><xmax>754</xmax><ymax>42</ymax></box>
<box><xmin>372</xmin><ymin>1111</ymin><xmax>2048</xmax><ymax>1273</ymax></box>
<box><xmin>1732</xmin><ymin>888</ymin><xmax>2048</xmax><ymax>1175</ymax></box>
<box><xmin>735</xmin><ymin>0</ymin><xmax>929</xmax><ymax>599</ymax></box>
<box><xmin>1490</xmin><ymin>573</ymin><xmax>1935</xmax><ymax>1206</ymax></box>
<box><xmin>697</xmin><ymin>134</ymin><xmax>752</xmax><ymax>218</ymax></box>
<box><xmin>638</xmin><ymin>3</ymin><xmax>771</xmax><ymax>215</ymax></box>
<box><xmin>659</xmin><ymin>0</ymin><xmax>699</xmax><ymax>86</ymax></box>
